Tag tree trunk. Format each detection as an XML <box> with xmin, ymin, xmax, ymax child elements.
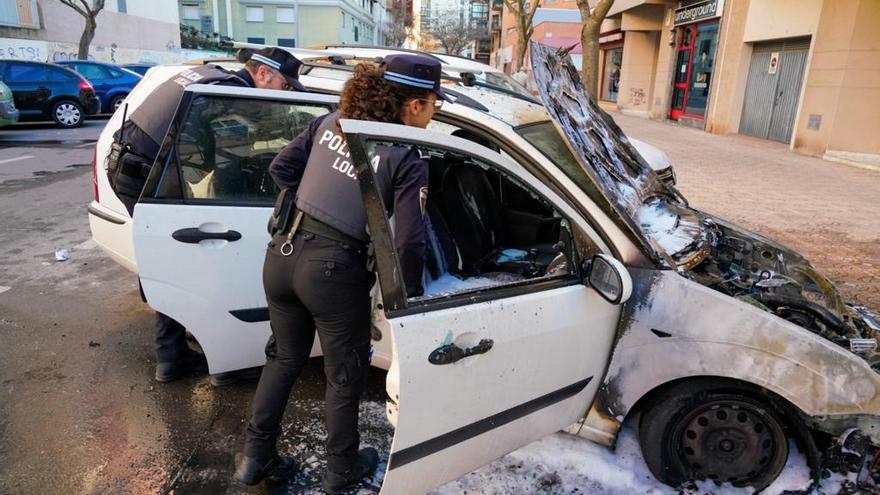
<box><xmin>78</xmin><ymin>16</ymin><xmax>97</xmax><ymax>60</ymax></box>
<box><xmin>579</xmin><ymin>0</ymin><xmax>614</xmax><ymax>100</ymax></box>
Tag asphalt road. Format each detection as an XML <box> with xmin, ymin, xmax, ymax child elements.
<box><xmin>0</xmin><ymin>120</ymin><xmax>394</xmax><ymax>494</ymax></box>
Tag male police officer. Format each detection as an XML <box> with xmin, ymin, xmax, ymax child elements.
<box><xmin>110</xmin><ymin>47</ymin><xmax>306</xmax><ymax>385</ymax></box>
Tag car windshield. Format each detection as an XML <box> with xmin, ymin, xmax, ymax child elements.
<box><xmin>516</xmin><ymin>121</ymin><xmax>704</xmax><ymax>261</ymax></box>
<box><xmin>473</xmin><ymin>71</ymin><xmax>533</xmax><ymax>99</ymax></box>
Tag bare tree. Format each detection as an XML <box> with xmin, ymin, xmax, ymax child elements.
<box><xmin>429</xmin><ymin>10</ymin><xmax>480</xmax><ymax>56</ymax></box>
<box><xmin>60</xmin><ymin>0</ymin><xmax>106</xmax><ymax>60</ymax></box>
<box><xmin>576</xmin><ymin>0</ymin><xmax>614</xmax><ymax>99</ymax></box>
<box><xmin>383</xmin><ymin>9</ymin><xmax>412</xmax><ymax>48</ymax></box>
<box><xmin>503</xmin><ymin>0</ymin><xmax>540</xmax><ymax>70</ymax></box>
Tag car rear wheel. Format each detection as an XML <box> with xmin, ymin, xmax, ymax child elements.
<box><xmin>52</xmin><ymin>100</ymin><xmax>83</xmax><ymax>128</ymax></box>
<box><xmin>111</xmin><ymin>94</ymin><xmax>127</xmax><ymax>113</ymax></box>
<box><xmin>638</xmin><ymin>381</ymin><xmax>789</xmax><ymax>491</ymax></box>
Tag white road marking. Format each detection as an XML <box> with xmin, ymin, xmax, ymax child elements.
<box><xmin>0</xmin><ymin>286</ymin><xmax>10</xmax><ymax>295</ymax></box>
<box><xmin>0</xmin><ymin>155</ymin><xmax>33</xmax><ymax>164</ymax></box>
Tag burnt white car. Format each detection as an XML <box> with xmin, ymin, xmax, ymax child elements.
<box><xmin>88</xmin><ymin>44</ymin><xmax>880</xmax><ymax>493</ymax></box>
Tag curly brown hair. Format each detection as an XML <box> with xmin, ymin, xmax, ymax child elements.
<box><xmin>340</xmin><ymin>63</ymin><xmax>434</xmax><ymax>123</ymax></box>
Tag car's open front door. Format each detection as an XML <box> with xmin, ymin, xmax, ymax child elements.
<box><xmin>132</xmin><ymin>85</ymin><xmax>336</xmax><ymax>373</ymax></box>
<box><xmin>340</xmin><ymin>119</ymin><xmax>623</xmax><ymax>494</ymax></box>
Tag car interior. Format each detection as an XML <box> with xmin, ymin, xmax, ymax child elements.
<box><xmin>415</xmin><ymin>142</ymin><xmax>574</xmax><ymax>299</ymax></box>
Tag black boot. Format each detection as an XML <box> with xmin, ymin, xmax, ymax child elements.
<box><xmin>234</xmin><ymin>454</ymin><xmax>297</xmax><ymax>485</ymax></box>
<box><xmin>209</xmin><ymin>366</ymin><xmax>262</xmax><ymax>387</ymax></box>
<box><xmin>322</xmin><ymin>448</ymin><xmax>379</xmax><ymax>494</ymax></box>
<box><xmin>154</xmin><ymin>347</ymin><xmax>207</xmax><ymax>383</ymax></box>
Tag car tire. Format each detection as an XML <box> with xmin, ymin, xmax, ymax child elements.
<box><xmin>110</xmin><ymin>94</ymin><xmax>127</xmax><ymax>114</ymax></box>
<box><xmin>52</xmin><ymin>100</ymin><xmax>84</xmax><ymax>128</ymax></box>
<box><xmin>638</xmin><ymin>380</ymin><xmax>789</xmax><ymax>491</ymax></box>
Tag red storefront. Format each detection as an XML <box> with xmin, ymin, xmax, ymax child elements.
<box><xmin>669</xmin><ymin>0</ymin><xmax>723</xmax><ymax>121</ymax></box>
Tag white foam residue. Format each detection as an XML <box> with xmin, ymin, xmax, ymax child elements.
<box><xmin>637</xmin><ymin>199</ymin><xmax>697</xmax><ymax>255</ymax></box>
<box><xmin>423</xmin><ymin>273</ymin><xmax>499</xmax><ymax>297</ymax></box>
<box><xmin>432</xmin><ymin>421</ymin><xmax>854</xmax><ymax>495</ymax></box>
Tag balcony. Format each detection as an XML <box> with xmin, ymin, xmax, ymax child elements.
<box><xmin>0</xmin><ymin>0</ymin><xmax>40</xmax><ymax>29</ymax></box>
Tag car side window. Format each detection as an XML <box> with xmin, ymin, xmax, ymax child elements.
<box><xmin>174</xmin><ymin>95</ymin><xmax>331</xmax><ymax>204</ymax></box>
<box><xmin>108</xmin><ymin>67</ymin><xmax>125</xmax><ymax>78</ymax></box>
<box><xmin>76</xmin><ymin>64</ymin><xmax>110</xmax><ymax>80</ymax></box>
<box><xmin>4</xmin><ymin>63</ymin><xmax>46</xmax><ymax>83</ymax></box>
<box><xmin>364</xmin><ymin>138</ymin><xmax>581</xmax><ymax>301</ymax></box>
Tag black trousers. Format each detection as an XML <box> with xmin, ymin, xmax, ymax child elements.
<box><xmin>244</xmin><ymin>229</ymin><xmax>372</xmax><ymax>473</ymax></box>
<box><xmin>155</xmin><ymin>311</ymin><xmax>187</xmax><ymax>364</ymax></box>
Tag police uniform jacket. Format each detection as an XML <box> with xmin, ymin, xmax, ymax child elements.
<box><xmin>120</xmin><ymin>65</ymin><xmax>254</xmax><ymax>160</ymax></box>
<box><xmin>269</xmin><ymin>110</ymin><xmax>428</xmax><ymax>296</ymax></box>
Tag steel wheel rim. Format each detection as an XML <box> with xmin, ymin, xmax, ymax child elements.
<box><xmin>113</xmin><ymin>97</ymin><xmax>124</xmax><ymax>111</ymax></box>
<box><xmin>670</xmin><ymin>398</ymin><xmax>787</xmax><ymax>486</ymax></box>
<box><xmin>56</xmin><ymin>103</ymin><xmax>81</xmax><ymax>125</ymax></box>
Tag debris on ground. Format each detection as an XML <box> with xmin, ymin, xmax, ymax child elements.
<box><xmin>54</xmin><ymin>248</ymin><xmax>70</xmax><ymax>262</ymax></box>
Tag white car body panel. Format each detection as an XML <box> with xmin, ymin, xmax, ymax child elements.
<box><xmin>337</xmin><ymin>119</ymin><xmax>621</xmax><ymax>493</ymax></box>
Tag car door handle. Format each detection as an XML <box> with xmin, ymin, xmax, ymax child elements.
<box><xmin>172</xmin><ymin>228</ymin><xmax>242</xmax><ymax>243</ymax></box>
<box><xmin>428</xmin><ymin>339</ymin><xmax>494</xmax><ymax>365</ymax></box>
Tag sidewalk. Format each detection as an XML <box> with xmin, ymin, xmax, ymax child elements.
<box><xmin>611</xmin><ymin>111</ymin><xmax>880</xmax><ymax>309</ymax></box>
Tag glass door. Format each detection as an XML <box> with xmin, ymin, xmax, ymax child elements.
<box><xmin>669</xmin><ymin>20</ymin><xmax>719</xmax><ymax>120</ymax></box>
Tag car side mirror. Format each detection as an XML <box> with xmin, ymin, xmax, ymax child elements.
<box><xmin>584</xmin><ymin>254</ymin><xmax>633</xmax><ymax>305</ymax></box>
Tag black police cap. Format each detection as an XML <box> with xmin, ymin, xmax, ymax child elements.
<box><xmin>382</xmin><ymin>54</ymin><xmax>452</xmax><ymax>102</ymax></box>
<box><xmin>249</xmin><ymin>47</ymin><xmax>306</xmax><ymax>91</ymax></box>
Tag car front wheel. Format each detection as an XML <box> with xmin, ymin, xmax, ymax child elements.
<box><xmin>111</xmin><ymin>94</ymin><xmax>127</xmax><ymax>113</ymax></box>
<box><xmin>52</xmin><ymin>100</ymin><xmax>83</xmax><ymax>128</ymax></box>
<box><xmin>639</xmin><ymin>381</ymin><xmax>789</xmax><ymax>491</ymax></box>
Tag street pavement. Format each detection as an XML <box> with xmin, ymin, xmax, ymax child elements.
<box><xmin>0</xmin><ymin>113</ymin><xmax>877</xmax><ymax>494</ymax></box>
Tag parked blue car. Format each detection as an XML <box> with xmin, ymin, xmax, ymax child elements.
<box><xmin>56</xmin><ymin>60</ymin><xmax>141</xmax><ymax>114</ymax></box>
<box><xmin>121</xmin><ymin>63</ymin><xmax>155</xmax><ymax>76</ymax></box>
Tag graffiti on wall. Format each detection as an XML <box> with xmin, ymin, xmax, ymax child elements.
<box><xmin>629</xmin><ymin>87</ymin><xmax>646</xmax><ymax>107</ymax></box>
<box><xmin>0</xmin><ymin>37</ymin><xmax>226</xmax><ymax>66</ymax></box>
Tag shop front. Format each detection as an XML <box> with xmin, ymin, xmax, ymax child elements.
<box><xmin>599</xmin><ymin>30</ymin><xmax>624</xmax><ymax>103</ymax></box>
<box><xmin>669</xmin><ymin>0</ymin><xmax>723</xmax><ymax>121</ymax></box>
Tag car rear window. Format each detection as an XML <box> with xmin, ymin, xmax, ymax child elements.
<box><xmin>49</xmin><ymin>67</ymin><xmax>78</xmax><ymax>82</ymax></box>
<box><xmin>4</xmin><ymin>63</ymin><xmax>46</xmax><ymax>83</ymax></box>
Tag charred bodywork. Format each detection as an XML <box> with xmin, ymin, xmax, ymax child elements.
<box><xmin>528</xmin><ymin>42</ymin><xmax>880</xmax><ymax>456</ymax></box>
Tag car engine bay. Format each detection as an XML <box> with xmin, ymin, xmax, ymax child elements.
<box><xmin>683</xmin><ymin>215</ymin><xmax>880</xmax><ymax>368</ymax></box>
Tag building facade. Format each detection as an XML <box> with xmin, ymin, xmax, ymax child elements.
<box><xmin>179</xmin><ymin>0</ymin><xmax>380</xmax><ymax>48</ymax></box>
<box><xmin>491</xmin><ymin>0</ymin><xmax>880</xmax><ymax>164</ymax></box>
<box><xmin>0</xmin><ymin>0</ymin><xmax>187</xmax><ymax>64</ymax></box>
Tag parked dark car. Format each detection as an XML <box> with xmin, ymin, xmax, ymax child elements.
<box><xmin>57</xmin><ymin>60</ymin><xmax>141</xmax><ymax>114</ymax></box>
<box><xmin>121</xmin><ymin>63</ymin><xmax>155</xmax><ymax>76</ymax></box>
<box><xmin>0</xmin><ymin>60</ymin><xmax>99</xmax><ymax>128</ymax></box>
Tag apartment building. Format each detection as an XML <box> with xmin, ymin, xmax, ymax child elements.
<box><xmin>179</xmin><ymin>0</ymin><xmax>380</xmax><ymax>48</ymax></box>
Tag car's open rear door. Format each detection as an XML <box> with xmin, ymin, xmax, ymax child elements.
<box><xmin>340</xmin><ymin>119</ymin><xmax>621</xmax><ymax>494</ymax></box>
<box><xmin>132</xmin><ymin>85</ymin><xmax>336</xmax><ymax>373</ymax></box>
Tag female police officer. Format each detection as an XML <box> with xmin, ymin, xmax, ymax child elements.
<box><xmin>234</xmin><ymin>54</ymin><xmax>450</xmax><ymax>492</ymax></box>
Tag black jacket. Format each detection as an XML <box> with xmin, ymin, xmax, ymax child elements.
<box><xmin>269</xmin><ymin>110</ymin><xmax>428</xmax><ymax>296</ymax></box>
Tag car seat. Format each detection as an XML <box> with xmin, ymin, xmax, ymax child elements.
<box><xmin>441</xmin><ymin>163</ymin><xmax>560</xmax><ymax>277</ymax></box>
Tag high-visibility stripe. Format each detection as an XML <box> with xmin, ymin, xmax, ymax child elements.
<box><xmin>383</xmin><ymin>70</ymin><xmax>434</xmax><ymax>89</ymax></box>
<box><xmin>251</xmin><ymin>54</ymin><xmax>281</xmax><ymax>70</ymax></box>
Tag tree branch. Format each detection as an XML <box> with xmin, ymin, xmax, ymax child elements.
<box><xmin>60</xmin><ymin>0</ymin><xmax>88</xmax><ymax>18</ymax></box>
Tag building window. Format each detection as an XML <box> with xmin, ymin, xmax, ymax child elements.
<box><xmin>354</xmin><ymin>26</ymin><xmax>359</xmax><ymax>42</ymax></box>
<box><xmin>341</xmin><ymin>12</ymin><xmax>346</xmax><ymax>28</ymax></box>
<box><xmin>278</xmin><ymin>38</ymin><xmax>296</xmax><ymax>47</ymax></box>
<box><xmin>276</xmin><ymin>7</ymin><xmax>294</xmax><ymax>23</ymax></box>
<box><xmin>246</xmin><ymin>6</ymin><xmax>264</xmax><ymax>22</ymax></box>
<box><xmin>117</xmin><ymin>0</ymin><xmax>127</xmax><ymax>13</ymax></box>
<box><xmin>182</xmin><ymin>5</ymin><xmax>199</xmax><ymax>20</ymax></box>
<box><xmin>247</xmin><ymin>37</ymin><xmax>265</xmax><ymax>44</ymax></box>
<box><xmin>601</xmin><ymin>47</ymin><xmax>622</xmax><ymax>102</ymax></box>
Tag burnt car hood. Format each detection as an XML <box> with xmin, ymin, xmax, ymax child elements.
<box><xmin>530</xmin><ymin>42</ymin><xmax>684</xmax><ymax>265</ymax></box>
